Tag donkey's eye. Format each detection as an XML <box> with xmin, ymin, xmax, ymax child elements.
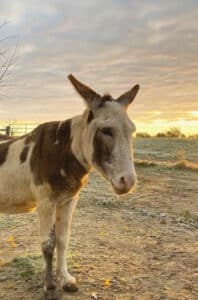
<box><xmin>101</xmin><ymin>127</ymin><xmax>113</xmax><ymax>137</ymax></box>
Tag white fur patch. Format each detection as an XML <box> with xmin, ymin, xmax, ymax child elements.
<box><xmin>0</xmin><ymin>138</ymin><xmax>36</xmax><ymax>213</ymax></box>
<box><xmin>60</xmin><ymin>169</ymin><xmax>66</xmax><ymax>177</ymax></box>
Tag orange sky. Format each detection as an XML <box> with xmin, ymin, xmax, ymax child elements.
<box><xmin>0</xmin><ymin>1</ymin><xmax>197</xmax><ymax>135</ymax></box>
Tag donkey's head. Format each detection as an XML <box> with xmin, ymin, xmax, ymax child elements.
<box><xmin>68</xmin><ymin>74</ymin><xmax>139</xmax><ymax>195</ymax></box>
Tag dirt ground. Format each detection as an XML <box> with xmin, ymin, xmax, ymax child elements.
<box><xmin>0</xmin><ymin>161</ymin><xmax>197</xmax><ymax>300</ymax></box>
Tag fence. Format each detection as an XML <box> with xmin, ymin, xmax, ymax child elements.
<box><xmin>0</xmin><ymin>123</ymin><xmax>39</xmax><ymax>137</ymax></box>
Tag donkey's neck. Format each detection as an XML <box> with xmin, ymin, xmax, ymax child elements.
<box><xmin>70</xmin><ymin>111</ymin><xmax>91</xmax><ymax>171</ymax></box>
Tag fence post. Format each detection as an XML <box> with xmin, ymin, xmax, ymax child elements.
<box><xmin>6</xmin><ymin>125</ymin><xmax>11</xmax><ymax>136</ymax></box>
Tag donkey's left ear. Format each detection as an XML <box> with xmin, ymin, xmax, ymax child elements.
<box><xmin>117</xmin><ymin>84</ymin><xmax>140</xmax><ymax>109</ymax></box>
<box><xmin>68</xmin><ymin>74</ymin><xmax>101</xmax><ymax>111</ymax></box>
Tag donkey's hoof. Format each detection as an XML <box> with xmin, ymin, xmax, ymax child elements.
<box><xmin>45</xmin><ymin>282</ymin><xmax>56</xmax><ymax>290</ymax></box>
<box><xmin>62</xmin><ymin>282</ymin><xmax>78</xmax><ymax>293</ymax></box>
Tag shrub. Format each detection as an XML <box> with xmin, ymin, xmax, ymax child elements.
<box><xmin>136</xmin><ymin>132</ymin><xmax>151</xmax><ymax>138</ymax></box>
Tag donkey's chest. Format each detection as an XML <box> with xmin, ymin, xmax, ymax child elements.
<box><xmin>32</xmin><ymin>156</ymin><xmax>89</xmax><ymax>196</ymax></box>
<box><xmin>46</xmin><ymin>168</ymin><xmax>89</xmax><ymax>198</ymax></box>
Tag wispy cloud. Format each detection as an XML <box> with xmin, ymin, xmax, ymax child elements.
<box><xmin>0</xmin><ymin>0</ymin><xmax>197</xmax><ymax>133</ymax></box>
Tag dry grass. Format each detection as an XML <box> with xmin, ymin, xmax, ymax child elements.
<box><xmin>174</xmin><ymin>159</ymin><xmax>198</xmax><ymax>171</ymax></box>
<box><xmin>135</xmin><ymin>150</ymin><xmax>198</xmax><ymax>172</ymax></box>
<box><xmin>137</xmin><ymin>159</ymin><xmax>198</xmax><ymax>172</ymax></box>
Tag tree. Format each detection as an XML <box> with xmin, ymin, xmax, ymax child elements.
<box><xmin>136</xmin><ymin>132</ymin><xmax>151</xmax><ymax>138</ymax></box>
<box><xmin>166</xmin><ymin>127</ymin><xmax>183</xmax><ymax>138</ymax></box>
<box><xmin>0</xmin><ymin>22</ymin><xmax>15</xmax><ymax>87</ymax></box>
<box><xmin>156</xmin><ymin>132</ymin><xmax>166</xmax><ymax>137</ymax></box>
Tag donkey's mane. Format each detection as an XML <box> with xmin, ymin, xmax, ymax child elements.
<box><xmin>99</xmin><ymin>94</ymin><xmax>114</xmax><ymax>107</ymax></box>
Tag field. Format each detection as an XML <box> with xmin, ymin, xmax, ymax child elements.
<box><xmin>134</xmin><ymin>138</ymin><xmax>198</xmax><ymax>163</ymax></box>
<box><xmin>0</xmin><ymin>138</ymin><xmax>197</xmax><ymax>300</ymax></box>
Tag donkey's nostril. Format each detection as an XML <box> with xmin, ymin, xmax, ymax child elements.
<box><xmin>118</xmin><ymin>174</ymin><xmax>136</xmax><ymax>191</ymax></box>
<box><xmin>112</xmin><ymin>173</ymin><xmax>137</xmax><ymax>194</ymax></box>
<box><xmin>120</xmin><ymin>176</ymin><xmax>126</xmax><ymax>184</ymax></box>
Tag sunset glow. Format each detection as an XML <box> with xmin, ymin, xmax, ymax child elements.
<box><xmin>135</xmin><ymin>119</ymin><xmax>198</xmax><ymax>136</ymax></box>
<box><xmin>190</xmin><ymin>111</ymin><xmax>198</xmax><ymax>118</ymax></box>
<box><xmin>0</xmin><ymin>1</ymin><xmax>197</xmax><ymax>136</ymax></box>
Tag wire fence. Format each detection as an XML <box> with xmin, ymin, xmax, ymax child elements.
<box><xmin>0</xmin><ymin>123</ymin><xmax>39</xmax><ymax>137</ymax></box>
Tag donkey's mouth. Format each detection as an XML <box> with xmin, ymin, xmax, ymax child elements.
<box><xmin>112</xmin><ymin>185</ymin><xmax>132</xmax><ymax>195</ymax></box>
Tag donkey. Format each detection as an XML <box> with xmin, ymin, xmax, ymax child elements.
<box><xmin>0</xmin><ymin>74</ymin><xmax>139</xmax><ymax>299</ymax></box>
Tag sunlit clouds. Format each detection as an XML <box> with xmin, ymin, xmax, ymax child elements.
<box><xmin>0</xmin><ymin>0</ymin><xmax>197</xmax><ymax>135</ymax></box>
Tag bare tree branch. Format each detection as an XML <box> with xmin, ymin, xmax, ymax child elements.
<box><xmin>0</xmin><ymin>21</ymin><xmax>7</xmax><ymax>31</ymax></box>
<box><xmin>0</xmin><ymin>22</ymin><xmax>16</xmax><ymax>87</ymax></box>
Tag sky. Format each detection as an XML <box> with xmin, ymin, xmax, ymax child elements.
<box><xmin>0</xmin><ymin>0</ymin><xmax>198</xmax><ymax>135</ymax></box>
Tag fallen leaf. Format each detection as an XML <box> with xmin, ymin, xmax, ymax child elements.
<box><xmin>99</xmin><ymin>230</ymin><xmax>105</xmax><ymax>236</ymax></box>
<box><xmin>104</xmin><ymin>278</ymin><xmax>111</xmax><ymax>288</ymax></box>
<box><xmin>8</xmin><ymin>236</ymin><xmax>17</xmax><ymax>249</ymax></box>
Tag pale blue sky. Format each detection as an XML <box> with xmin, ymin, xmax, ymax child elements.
<box><xmin>0</xmin><ymin>0</ymin><xmax>198</xmax><ymax>134</ymax></box>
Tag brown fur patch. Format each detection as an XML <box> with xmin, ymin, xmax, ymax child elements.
<box><xmin>29</xmin><ymin>120</ymin><xmax>88</xmax><ymax>195</ymax></box>
<box><xmin>42</xmin><ymin>225</ymin><xmax>56</xmax><ymax>291</ymax></box>
<box><xmin>0</xmin><ymin>141</ymin><xmax>13</xmax><ymax>166</ymax></box>
<box><xmin>93</xmin><ymin>128</ymin><xmax>114</xmax><ymax>172</ymax></box>
<box><xmin>20</xmin><ymin>145</ymin><xmax>29</xmax><ymax>163</ymax></box>
<box><xmin>87</xmin><ymin>110</ymin><xmax>94</xmax><ymax>124</ymax></box>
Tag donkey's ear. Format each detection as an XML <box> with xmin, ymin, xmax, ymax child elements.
<box><xmin>117</xmin><ymin>84</ymin><xmax>140</xmax><ymax>109</ymax></box>
<box><xmin>68</xmin><ymin>74</ymin><xmax>101</xmax><ymax>110</ymax></box>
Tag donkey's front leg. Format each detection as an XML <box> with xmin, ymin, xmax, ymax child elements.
<box><xmin>56</xmin><ymin>198</ymin><xmax>78</xmax><ymax>292</ymax></box>
<box><xmin>38</xmin><ymin>199</ymin><xmax>57</xmax><ymax>300</ymax></box>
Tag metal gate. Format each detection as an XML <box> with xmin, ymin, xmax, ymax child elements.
<box><xmin>0</xmin><ymin>123</ymin><xmax>39</xmax><ymax>137</ymax></box>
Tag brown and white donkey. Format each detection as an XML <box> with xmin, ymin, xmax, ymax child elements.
<box><xmin>0</xmin><ymin>74</ymin><xmax>139</xmax><ymax>299</ymax></box>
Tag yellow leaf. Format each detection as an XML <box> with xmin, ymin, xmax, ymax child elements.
<box><xmin>99</xmin><ymin>230</ymin><xmax>105</xmax><ymax>236</ymax></box>
<box><xmin>8</xmin><ymin>236</ymin><xmax>17</xmax><ymax>248</ymax></box>
<box><xmin>104</xmin><ymin>278</ymin><xmax>111</xmax><ymax>288</ymax></box>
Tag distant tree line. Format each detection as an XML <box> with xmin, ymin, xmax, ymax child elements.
<box><xmin>136</xmin><ymin>127</ymin><xmax>198</xmax><ymax>139</ymax></box>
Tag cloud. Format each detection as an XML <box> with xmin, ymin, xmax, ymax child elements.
<box><xmin>0</xmin><ymin>0</ymin><xmax>197</xmax><ymax>134</ymax></box>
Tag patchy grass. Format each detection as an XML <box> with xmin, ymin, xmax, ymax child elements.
<box><xmin>1</xmin><ymin>255</ymin><xmax>42</xmax><ymax>283</ymax></box>
<box><xmin>95</xmin><ymin>195</ymin><xmax>120</xmax><ymax>208</ymax></box>
<box><xmin>181</xmin><ymin>210</ymin><xmax>198</xmax><ymax>226</ymax></box>
<box><xmin>0</xmin><ymin>214</ymin><xmax>35</xmax><ymax>229</ymax></box>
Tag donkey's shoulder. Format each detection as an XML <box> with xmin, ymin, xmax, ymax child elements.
<box><xmin>24</xmin><ymin>120</ymin><xmax>72</xmax><ymax>147</ymax></box>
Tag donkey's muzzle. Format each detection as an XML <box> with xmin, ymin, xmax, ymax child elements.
<box><xmin>111</xmin><ymin>173</ymin><xmax>137</xmax><ymax>195</ymax></box>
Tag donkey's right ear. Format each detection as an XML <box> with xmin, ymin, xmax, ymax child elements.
<box><xmin>68</xmin><ymin>74</ymin><xmax>101</xmax><ymax>111</ymax></box>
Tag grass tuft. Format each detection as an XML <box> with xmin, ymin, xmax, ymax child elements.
<box><xmin>135</xmin><ymin>160</ymin><xmax>159</xmax><ymax>167</ymax></box>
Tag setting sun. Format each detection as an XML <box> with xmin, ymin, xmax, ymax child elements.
<box><xmin>190</xmin><ymin>111</ymin><xmax>198</xmax><ymax>117</ymax></box>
